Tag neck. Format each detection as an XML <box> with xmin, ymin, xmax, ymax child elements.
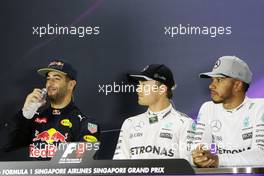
<box><xmin>50</xmin><ymin>94</ymin><xmax>72</xmax><ymax>109</ymax></box>
<box><xmin>223</xmin><ymin>94</ymin><xmax>246</xmax><ymax>110</ymax></box>
<box><xmin>148</xmin><ymin>98</ymin><xmax>171</xmax><ymax>112</ymax></box>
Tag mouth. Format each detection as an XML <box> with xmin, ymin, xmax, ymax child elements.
<box><xmin>210</xmin><ymin>91</ymin><xmax>218</xmax><ymax>97</ymax></box>
<box><xmin>210</xmin><ymin>90</ymin><xmax>217</xmax><ymax>95</ymax></box>
<box><xmin>47</xmin><ymin>87</ymin><xmax>57</xmax><ymax>94</ymax></box>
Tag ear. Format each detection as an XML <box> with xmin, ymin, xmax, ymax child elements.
<box><xmin>159</xmin><ymin>84</ymin><xmax>167</xmax><ymax>96</ymax></box>
<box><xmin>234</xmin><ymin>80</ymin><xmax>243</xmax><ymax>92</ymax></box>
<box><xmin>68</xmin><ymin>80</ymin><xmax>77</xmax><ymax>91</ymax></box>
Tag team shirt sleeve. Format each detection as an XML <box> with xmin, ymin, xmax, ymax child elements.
<box><xmin>218</xmin><ymin>103</ymin><xmax>264</xmax><ymax>166</ymax></box>
<box><xmin>75</xmin><ymin>115</ymin><xmax>100</xmax><ymax>143</ymax></box>
<box><xmin>178</xmin><ymin>117</ymin><xmax>195</xmax><ymax>162</ymax></box>
<box><xmin>193</xmin><ymin>102</ymin><xmax>213</xmax><ymax>149</ymax></box>
<box><xmin>113</xmin><ymin>119</ymin><xmax>131</xmax><ymax>159</ymax></box>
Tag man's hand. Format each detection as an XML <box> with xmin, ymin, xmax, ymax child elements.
<box><xmin>22</xmin><ymin>88</ymin><xmax>46</xmax><ymax>119</ymax></box>
<box><xmin>192</xmin><ymin>145</ymin><xmax>219</xmax><ymax>168</ymax></box>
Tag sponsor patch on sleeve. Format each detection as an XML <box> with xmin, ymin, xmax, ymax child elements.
<box><xmin>261</xmin><ymin>113</ymin><xmax>264</xmax><ymax>123</ymax></box>
<box><xmin>34</xmin><ymin>117</ymin><xmax>48</xmax><ymax>124</ymax></box>
<box><xmin>61</xmin><ymin>119</ymin><xmax>72</xmax><ymax>128</ymax></box>
<box><xmin>88</xmin><ymin>123</ymin><xmax>98</xmax><ymax>134</ymax></box>
<box><xmin>83</xmin><ymin>135</ymin><xmax>98</xmax><ymax>142</ymax></box>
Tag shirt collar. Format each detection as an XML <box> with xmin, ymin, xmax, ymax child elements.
<box><xmin>49</xmin><ymin>100</ymin><xmax>75</xmax><ymax>116</ymax></box>
<box><xmin>222</xmin><ymin>96</ymin><xmax>249</xmax><ymax>113</ymax></box>
<box><xmin>147</xmin><ymin>104</ymin><xmax>172</xmax><ymax>120</ymax></box>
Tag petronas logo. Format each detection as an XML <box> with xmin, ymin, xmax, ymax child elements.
<box><xmin>249</xmin><ymin>103</ymin><xmax>255</xmax><ymax>110</ymax></box>
<box><xmin>243</xmin><ymin>116</ymin><xmax>249</xmax><ymax>128</ymax></box>
<box><xmin>261</xmin><ymin>114</ymin><xmax>264</xmax><ymax>123</ymax></box>
<box><xmin>192</xmin><ymin>122</ymin><xmax>196</xmax><ymax>131</ymax></box>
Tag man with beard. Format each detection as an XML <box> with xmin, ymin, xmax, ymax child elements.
<box><xmin>192</xmin><ymin>56</ymin><xmax>264</xmax><ymax>167</ymax></box>
<box><xmin>1</xmin><ymin>60</ymin><xmax>100</xmax><ymax>160</ymax></box>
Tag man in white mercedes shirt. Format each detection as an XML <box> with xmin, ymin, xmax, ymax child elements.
<box><xmin>192</xmin><ymin>56</ymin><xmax>264</xmax><ymax>167</ymax></box>
<box><xmin>113</xmin><ymin>64</ymin><xmax>194</xmax><ymax>161</ymax></box>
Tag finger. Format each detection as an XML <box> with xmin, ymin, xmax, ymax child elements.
<box><xmin>196</xmin><ymin>144</ymin><xmax>208</xmax><ymax>154</ymax></box>
<box><xmin>208</xmin><ymin>160</ymin><xmax>217</xmax><ymax>168</ymax></box>
<box><xmin>194</xmin><ymin>144</ymin><xmax>203</xmax><ymax>152</ymax></box>
<box><xmin>202</xmin><ymin>150</ymin><xmax>216</xmax><ymax>160</ymax></box>
<box><xmin>194</xmin><ymin>156</ymin><xmax>208</xmax><ymax>163</ymax></box>
<box><xmin>33</xmin><ymin>88</ymin><xmax>42</xmax><ymax>93</ymax></box>
<box><xmin>27</xmin><ymin>97</ymin><xmax>39</xmax><ymax>105</ymax></box>
<box><xmin>31</xmin><ymin>93</ymin><xmax>43</xmax><ymax>101</ymax></box>
<box><xmin>206</xmin><ymin>159</ymin><xmax>216</xmax><ymax>167</ymax></box>
<box><xmin>200</xmin><ymin>159</ymin><xmax>213</xmax><ymax>168</ymax></box>
<box><xmin>40</xmin><ymin>100</ymin><xmax>46</xmax><ymax>106</ymax></box>
<box><xmin>194</xmin><ymin>159</ymin><xmax>209</xmax><ymax>168</ymax></box>
<box><xmin>192</xmin><ymin>145</ymin><xmax>203</xmax><ymax>155</ymax></box>
<box><xmin>192</xmin><ymin>152</ymin><xmax>203</xmax><ymax>159</ymax></box>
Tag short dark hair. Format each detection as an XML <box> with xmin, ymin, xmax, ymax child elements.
<box><xmin>65</xmin><ymin>75</ymin><xmax>77</xmax><ymax>91</ymax></box>
<box><xmin>156</xmin><ymin>81</ymin><xmax>173</xmax><ymax>99</ymax></box>
<box><xmin>167</xmin><ymin>88</ymin><xmax>173</xmax><ymax>99</ymax></box>
<box><xmin>225</xmin><ymin>76</ymin><xmax>250</xmax><ymax>93</ymax></box>
<box><xmin>243</xmin><ymin>82</ymin><xmax>250</xmax><ymax>92</ymax></box>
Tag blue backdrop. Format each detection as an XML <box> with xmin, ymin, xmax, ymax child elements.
<box><xmin>0</xmin><ymin>0</ymin><xmax>263</xmax><ymax>159</ymax></box>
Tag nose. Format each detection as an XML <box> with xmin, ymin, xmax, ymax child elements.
<box><xmin>209</xmin><ymin>80</ymin><xmax>215</xmax><ymax>90</ymax></box>
<box><xmin>46</xmin><ymin>79</ymin><xmax>54</xmax><ymax>88</ymax></box>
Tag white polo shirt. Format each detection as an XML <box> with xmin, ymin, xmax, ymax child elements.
<box><xmin>113</xmin><ymin>104</ymin><xmax>194</xmax><ymax>161</ymax></box>
<box><xmin>194</xmin><ymin>97</ymin><xmax>264</xmax><ymax>166</ymax></box>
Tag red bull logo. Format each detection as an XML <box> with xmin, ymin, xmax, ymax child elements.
<box><xmin>30</xmin><ymin>128</ymin><xmax>68</xmax><ymax>158</ymax></box>
<box><xmin>48</xmin><ymin>61</ymin><xmax>64</xmax><ymax>67</ymax></box>
<box><xmin>29</xmin><ymin>144</ymin><xmax>57</xmax><ymax>158</ymax></box>
<box><xmin>33</xmin><ymin>128</ymin><xmax>68</xmax><ymax>144</ymax></box>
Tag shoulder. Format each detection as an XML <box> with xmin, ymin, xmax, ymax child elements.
<box><xmin>124</xmin><ymin>112</ymin><xmax>146</xmax><ymax>122</ymax></box>
<box><xmin>199</xmin><ymin>101</ymin><xmax>215</xmax><ymax>110</ymax></box>
<box><xmin>121</xmin><ymin>112</ymin><xmax>146</xmax><ymax>128</ymax></box>
<box><xmin>247</xmin><ymin>98</ymin><xmax>264</xmax><ymax>109</ymax></box>
<box><xmin>68</xmin><ymin>104</ymin><xmax>82</xmax><ymax>117</ymax></box>
<box><xmin>68</xmin><ymin>105</ymin><xmax>99</xmax><ymax>125</ymax></box>
<box><xmin>196</xmin><ymin>101</ymin><xmax>217</xmax><ymax>122</ymax></box>
<box><xmin>246</xmin><ymin>98</ymin><xmax>264</xmax><ymax>117</ymax></box>
<box><xmin>170</xmin><ymin>108</ymin><xmax>193</xmax><ymax>124</ymax></box>
<box><xmin>198</xmin><ymin>101</ymin><xmax>219</xmax><ymax>115</ymax></box>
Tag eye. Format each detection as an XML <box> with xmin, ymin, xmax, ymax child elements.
<box><xmin>216</xmin><ymin>78</ymin><xmax>223</xmax><ymax>82</ymax></box>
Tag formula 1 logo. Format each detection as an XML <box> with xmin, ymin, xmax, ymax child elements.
<box><xmin>59</xmin><ymin>143</ymin><xmax>85</xmax><ymax>163</ymax></box>
<box><xmin>33</xmin><ymin>128</ymin><xmax>68</xmax><ymax>144</ymax></box>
